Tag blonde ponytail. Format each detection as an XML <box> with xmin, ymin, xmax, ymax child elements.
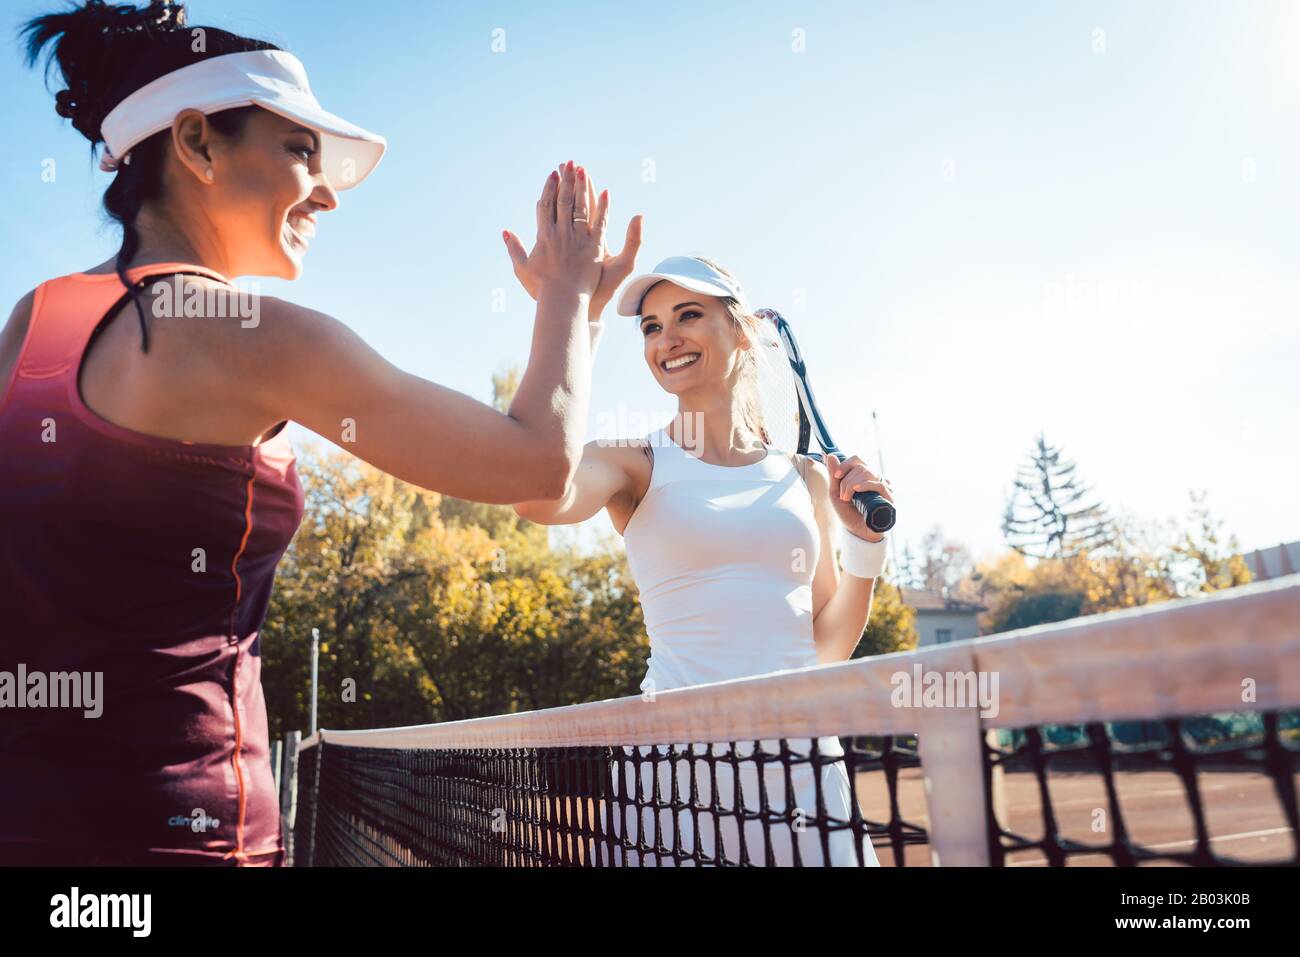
<box><xmin>733</xmin><ymin>313</ymin><xmax>769</xmax><ymax>446</ymax></box>
<box><xmin>691</xmin><ymin>258</ymin><xmax>768</xmax><ymax>447</ymax></box>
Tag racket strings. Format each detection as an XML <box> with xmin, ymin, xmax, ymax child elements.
<box><xmin>748</xmin><ymin>313</ymin><xmax>805</xmax><ymax>456</ymax></box>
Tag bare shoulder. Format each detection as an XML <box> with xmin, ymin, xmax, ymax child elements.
<box><xmin>796</xmin><ymin>454</ymin><xmax>837</xmax><ymax>534</ymax></box>
<box><xmin>3</xmin><ymin>289</ymin><xmax>37</xmax><ymax>340</ymax></box>
<box><xmin>587</xmin><ymin>436</ymin><xmax>652</xmax><ymax>485</ymax></box>
<box><xmin>247</xmin><ymin>293</ymin><xmax>375</xmax><ymax>366</ymax></box>
<box><xmin>598</xmin><ymin>436</ymin><xmax>656</xmax><ymax>531</ymax></box>
<box><xmin>232</xmin><ymin>293</ymin><xmax>444</xmax><ymax>442</ymax></box>
<box><xmin>799</xmin><ymin>453</ymin><xmax>832</xmax><ymax>498</ymax></box>
<box><xmin>88</xmin><ymin>284</ymin><xmax>363</xmax><ymax>431</ymax></box>
<box><xmin>0</xmin><ymin>290</ymin><xmax>38</xmax><ymax>396</ymax></box>
<box><xmin>122</xmin><ymin>277</ymin><xmax>305</xmax><ymax>378</ymax></box>
<box><xmin>7</xmin><ymin>289</ymin><xmax>36</xmax><ymax>316</ymax></box>
<box><xmin>231</xmin><ymin>292</ymin><xmax>371</xmax><ymax>389</ymax></box>
<box><xmin>255</xmin><ymin>292</ymin><xmax>341</xmax><ymax>335</ymax></box>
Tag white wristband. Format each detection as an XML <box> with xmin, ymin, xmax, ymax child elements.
<box><xmin>588</xmin><ymin>321</ymin><xmax>605</xmax><ymax>360</ymax></box>
<box><xmin>839</xmin><ymin>529</ymin><xmax>888</xmax><ymax>579</ymax></box>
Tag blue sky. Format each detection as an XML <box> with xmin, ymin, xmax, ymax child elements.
<box><xmin>2</xmin><ymin>0</ymin><xmax>1296</xmax><ymax>563</ymax></box>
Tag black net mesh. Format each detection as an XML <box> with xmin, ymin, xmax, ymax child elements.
<box><xmin>294</xmin><ymin>736</ymin><xmax>927</xmax><ymax>867</ymax></box>
<box><xmin>985</xmin><ymin>710</ymin><xmax>1300</xmax><ymax>866</ymax></box>
<box><xmin>290</xmin><ymin>712</ymin><xmax>1299</xmax><ymax>867</ymax></box>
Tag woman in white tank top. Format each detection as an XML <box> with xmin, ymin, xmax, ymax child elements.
<box><xmin>510</xmin><ymin>253</ymin><xmax>895</xmax><ymax>866</ymax></box>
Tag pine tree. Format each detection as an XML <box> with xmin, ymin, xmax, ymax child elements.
<box><xmin>1002</xmin><ymin>432</ymin><xmax>1113</xmax><ymax>559</ymax></box>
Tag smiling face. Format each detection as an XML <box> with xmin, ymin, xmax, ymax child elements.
<box><xmin>197</xmin><ymin>108</ymin><xmax>339</xmax><ymax>279</ymax></box>
<box><xmin>638</xmin><ymin>281</ymin><xmax>751</xmax><ymax>397</ymax></box>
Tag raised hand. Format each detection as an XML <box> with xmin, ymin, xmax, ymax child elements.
<box><xmin>503</xmin><ymin>161</ymin><xmax>605</xmax><ymax>301</ymax></box>
<box><xmin>505</xmin><ymin>164</ymin><xmax>642</xmax><ymax>315</ymax></box>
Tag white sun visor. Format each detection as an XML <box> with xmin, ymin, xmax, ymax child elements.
<box><xmin>98</xmin><ymin>49</ymin><xmax>386</xmax><ymax>190</ymax></box>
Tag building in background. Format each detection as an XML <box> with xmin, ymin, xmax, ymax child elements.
<box><xmin>1242</xmin><ymin>541</ymin><xmax>1299</xmax><ymax>582</ymax></box>
<box><xmin>901</xmin><ymin>589</ymin><xmax>986</xmax><ymax>647</ymax></box>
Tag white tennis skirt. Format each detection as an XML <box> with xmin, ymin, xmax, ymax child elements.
<box><xmin>609</xmin><ymin>736</ymin><xmax>880</xmax><ymax>867</ymax></box>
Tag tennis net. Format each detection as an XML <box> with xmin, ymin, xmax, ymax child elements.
<box><xmin>290</xmin><ymin>575</ymin><xmax>1300</xmax><ymax>867</ymax></box>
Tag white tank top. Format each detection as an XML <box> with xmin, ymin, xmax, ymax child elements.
<box><xmin>622</xmin><ymin>427</ymin><xmax>821</xmax><ymax>693</ymax></box>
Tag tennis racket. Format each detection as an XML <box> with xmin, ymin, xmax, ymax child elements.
<box><xmin>750</xmin><ymin>307</ymin><xmax>896</xmax><ymax>533</ymax></box>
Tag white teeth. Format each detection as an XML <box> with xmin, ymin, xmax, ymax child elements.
<box><xmin>286</xmin><ymin>220</ymin><xmax>313</xmax><ymax>244</ymax></box>
<box><xmin>663</xmin><ymin>353</ymin><xmax>700</xmax><ymax>370</ymax></box>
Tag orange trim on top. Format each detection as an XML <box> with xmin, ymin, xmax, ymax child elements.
<box><xmin>228</xmin><ymin>474</ymin><xmax>255</xmax><ymax>637</ymax></box>
<box><xmin>223</xmin><ymin>647</ymin><xmax>247</xmax><ymax>864</ymax></box>
<box><xmin>224</xmin><ymin>473</ymin><xmax>257</xmax><ymax>861</ymax></box>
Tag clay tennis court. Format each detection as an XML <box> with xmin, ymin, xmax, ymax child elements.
<box><xmin>862</xmin><ymin>762</ymin><xmax>1299</xmax><ymax>867</ymax></box>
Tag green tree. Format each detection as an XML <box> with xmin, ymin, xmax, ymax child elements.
<box><xmin>1167</xmin><ymin>490</ymin><xmax>1253</xmax><ymax>595</ymax></box>
<box><xmin>852</xmin><ymin>577</ymin><xmax>919</xmax><ymax>658</ymax></box>
<box><xmin>261</xmin><ymin>442</ymin><xmax>648</xmax><ymax>737</ymax></box>
<box><xmin>964</xmin><ymin>492</ymin><xmax>1249</xmax><ymax>635</ymax></box>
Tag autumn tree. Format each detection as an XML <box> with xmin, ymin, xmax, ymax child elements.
<box><xmin>260</xmin><ymin>441</ymin><xmax>647</xmax><ymax>738</ymax></box>
<box><xmin>966</xmin><ymin>492</ymin><xmax>1249</xmax><ymax>634</ymax></box>
<box><xmin>1166</xmin><ymin>490</ymin><xmax>1253</xmax><ymax>595</ymax></box>
<box><xmin>852</xmin><ymin>577</ymin><xmax>919</xmax><ymax>658</ymax></box>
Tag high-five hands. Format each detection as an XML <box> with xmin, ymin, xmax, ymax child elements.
<box><xmin>504</xmin><ymin>161</ymin><xmax>643</xmax><ymax>315</ymax></box>
<box><xmin>500</xmin><ymin>160</ymin><xmax>606</xmax><ymax>301</ymax></box>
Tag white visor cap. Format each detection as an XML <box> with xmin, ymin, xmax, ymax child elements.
<box><xmin>98</xmin><ymin>49</ymin><xmax>386</xmax><ymax>190</ymax></box>
<box><xmin>616</xmin><ymin>256</ymin><xmax>746</xmax><ymax>317</ymax></box>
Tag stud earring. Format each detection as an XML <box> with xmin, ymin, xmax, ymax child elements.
<box><xmin>205</xmin><ymin>168</ymin><xmax>214</xmax><ymax>182</ymax></box>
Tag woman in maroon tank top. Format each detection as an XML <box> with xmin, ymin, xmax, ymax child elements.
<box><xmin>0</xmin><ymin>1</ymin><xmax>642</xmax><ymax>865</ymax></box>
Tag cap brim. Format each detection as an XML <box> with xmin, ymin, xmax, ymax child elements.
<box><xmin>255</xmin><ymin>97</ymin><xmax>386</xmax><ymax>191</ymax></box>
<box><xmin>615</xmin><ymin>273</ymin><xmax>737</xmax><ymax>316</ymax></box>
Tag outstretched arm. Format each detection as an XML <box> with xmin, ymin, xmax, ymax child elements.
<box><xmin>513</xmin><ymin>439</ymin><xmax>635</xmax><ymax>525</ymax></box>
<box><xmin>254</xmin><ymin>163</ymin><xmax>604</xmax><ymax>504</ymax></box>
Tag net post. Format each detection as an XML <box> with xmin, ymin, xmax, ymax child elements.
<box><xmin>271</xmin><ymin>738</ymin><xmax>283</xmax><ymax>800</ymax></box>
<box><xmin>302</xmin><ymin>734</ymin><xmax>322</xmax><ymax>867</ymax></box>
<box><xmin>915</xmin><ymin>709</ymin><xmax>989</xmax><ymax>866</ymax></box>
<box><xmin>280</xmin><ymin>730</ymin><xmax>301</xmax><ymax>866</ymax></box>
<box><xmin>981</xmin><ymin>727</ymin><xmax>1009</xmax><ymax>865</ymax></box>
<box><xmin>910</xmin><ymin>645</ymin><xmax>991</xmax><ymax>866</ymax></box>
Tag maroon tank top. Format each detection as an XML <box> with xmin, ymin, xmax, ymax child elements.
<box><xmin>0</xmin><ymin>264</ymin><xmax>305</xmax><ymax>865</ymax></box>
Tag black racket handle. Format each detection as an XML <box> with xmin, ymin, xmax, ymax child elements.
<box><xmin>852</xmin><ymin>490</ymin><xmax>896</xmax><ymax>533</ymax></box>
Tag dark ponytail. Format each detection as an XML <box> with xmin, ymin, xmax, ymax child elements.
<box><xmin>22</xmin><ymin>1</ymin><xmax>278</xmax><ymax>351</ymax></box>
